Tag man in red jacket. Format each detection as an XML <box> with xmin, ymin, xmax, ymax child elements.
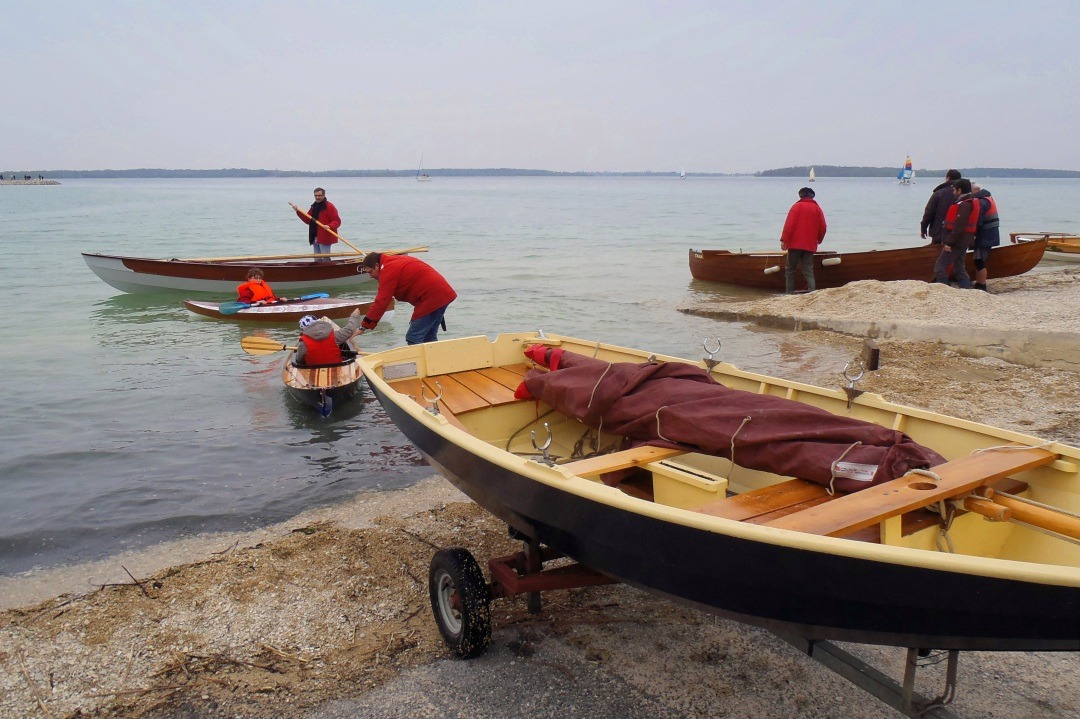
<box><xmin>780</xmin><ymin>187</ymin><xmax>828</xmax><ymax>293</ymax></box>
<box><xmin>292</xmin><ymin>187</ymin><xmax>341</xmax><ymax>256</ymax></box>
<box><xmin>358</xmin><ymin>252</ymin><xmax>457</xmax><ymax>344</ymax></box>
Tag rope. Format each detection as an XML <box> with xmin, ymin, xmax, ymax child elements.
<box><xmin>827</xmin><ymin>442</ymin><xmax>863</xmax><ymax>496</ymax></box>
<box><xmin>971</xmin><ymin>440</ymin><xmax>1056</xmax><ymax>455</ymax></box>
<box><xmin>903</xmin><ymin>467</ymin><xmax>943</xmax><ymax>482</ymax></box>
<box><xmin>587</xmin><ymin>363</ymin><xmax>613</xmax><ymax>409</ymax></box>
<box><xmin>1009</xmin><ymin>520</ymin><xmax>1080</xmax><ymax>546</ymax></box>
<box><xmin>726</xmin><ymin>417</ymin><xmax>752</xmax><ymax>483</ymax></box>
<box><xmin>655</xmin><ymin>406</ymin><xmax>671</xmax><ymax>442</ymax></box>
<box><xmin>934</xmin><ymin>501</ymin><xmax>957</xmax><ymax>553</ymax></box>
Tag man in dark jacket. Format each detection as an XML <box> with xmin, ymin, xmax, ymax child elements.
<box><xmin>932</xmin><ymin>178</ymin><xmax>977</xmax><ymax>288</ymax></box>
<box><xmin>920</xmin><ymin>169</ymin><xmax>962</xmax><ymax>244</ymax></box>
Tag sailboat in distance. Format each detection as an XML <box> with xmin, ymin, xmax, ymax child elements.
<box><xmin>809</xmin><ymin>167</ymin><xmax>816</xmax><ymax>182</ymax></box>
<box><xmin>416</xmin><ymin>153</ymin><xmax>431</xmax><ymax>182</ymax></box>
<box><xmin>897</xmin><ymin>155</ymin><xmax>913</xmax><ymax>185</ymax></box>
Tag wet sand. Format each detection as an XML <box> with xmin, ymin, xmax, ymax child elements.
<box><xmin>2</xmin><ymin>269</ymin><xmax>1079</xmax><ymax>719</ymax></box>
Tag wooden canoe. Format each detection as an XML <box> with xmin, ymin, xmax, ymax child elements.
<box><xmin>184</xmin><ymin>297</ymin><xmax>391</xmax><ymax>323</ymax></box>
<box><xmin>360</xmin><ymin>331</ymin><xmax>1079</xmax><ymax>653</ymax></box>
<box><xmin>281</xmin><ymin>320</ymin><xmax>366</xmax><ymax>417</ymax></box>
<box><xmin>688</xmin><ymin>239</ymin><xmax>1047</xmax><ymax>291</ymax></box>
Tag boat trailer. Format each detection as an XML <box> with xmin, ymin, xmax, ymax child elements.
<box><xmin>428</xmin><ymin>530</ymin><xmax>963</xmax><ymax>719</ymax></box>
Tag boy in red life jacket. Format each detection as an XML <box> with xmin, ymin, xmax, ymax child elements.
<box><xmin>295</xmin><ymin>310</ymin><xmax>364</xmax><ymax>366</ymax></box>
<box><xmin>932</xmin><ymin>178</ymin><xmax>979</xmax><ymax>289</ymax></box>
<box><xmin>357</xmin><ymin>252</ymin><xmax>457</xmax><ymax>345</ymax></box>
<box><xmin>236</xmin><ymin>268</ymin><xmax>280</xmax><ymax>305</ymax></box>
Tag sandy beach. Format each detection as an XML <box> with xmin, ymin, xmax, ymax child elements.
<box><xmin>2</xmin><ymin>268</ymin><xmax>1079</xmax><ymax>719</ymax></box>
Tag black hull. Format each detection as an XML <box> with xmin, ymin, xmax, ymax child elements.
<box><xmin>369</xmin><ymin>379</ymin><xmax>1079</xmax><ymax>652</ymax></box>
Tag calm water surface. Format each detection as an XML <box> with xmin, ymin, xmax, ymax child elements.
<box><xmin>1</xmin><ymin>176</ymin><xmax>1077</xmax><ymax>575</ymax></box>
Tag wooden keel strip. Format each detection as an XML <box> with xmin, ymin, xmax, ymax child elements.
<box><xmin>764</xmin><ymin>446</ymin><xmax>1060</xmax><ymax>537</ymax></box>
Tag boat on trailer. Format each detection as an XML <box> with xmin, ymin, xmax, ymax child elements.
<box><xmin>359</xmin><ymin>331</ymin><xmax>1079</xmax><ymax>662</ymax></box>
<box><xmin>1012</xmin><ymin>231</ymin><xmax>1080</xmax><ymax>265</ymax></box>
<box><xmin>688</xmin><ymin>238</ymin><xmax>1047</xmax><ymax>291</ymax></box>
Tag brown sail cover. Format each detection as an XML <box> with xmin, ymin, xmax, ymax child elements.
<box><xmin>520</xmin><ymin>346</ymin><xmax>945</xmax><ymax>493</ymax></box>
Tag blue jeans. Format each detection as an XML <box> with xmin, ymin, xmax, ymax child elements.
<box><xmin>313</xmin><ymin>242</ymin><xmax>334</xmax><ymax>255</ymax></box>
<box><xmin>405</xmin><ymin>306</ymin><xmax>449</xmax><ymax>345</ymax></box>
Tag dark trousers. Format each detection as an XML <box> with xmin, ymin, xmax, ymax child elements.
<box><xmin>933</xmin><ymin>243</ymin><xmax>972</xmax><ymax>288</ymax></box>
<box><xmin>785</xmin><ymin>250</ymin><xmax>815</xmax><ymax>293</ymax></box>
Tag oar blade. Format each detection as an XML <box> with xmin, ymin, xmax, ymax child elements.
<box><xmin>299</xmin><ymin>292</ymin><xmax>330</xmax><ymax>301</ymax></box>
<box><xmin>219</xmin><ymin>301</ymin><xmax>250</xmax><ymax>315</ymax></box>
<box><xmin>240</xmin><ymin>336</ymin><xmax>291</xmax><ymax>355</ymax></box>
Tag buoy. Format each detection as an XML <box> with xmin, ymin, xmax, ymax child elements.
<box><xmin>822</xmin><ymin>257</ymin><xmax>842</xmax><ymax>266</ymax></box>
<box><xmin>763</xmin><ymin>265</ymin><xmax>781</xmax><ymax>275</ymax></box>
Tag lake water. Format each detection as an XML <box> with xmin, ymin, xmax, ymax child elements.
<box><xmin>1</xmin><ymin>176</ymin><xmax>1077</xmax><ymax>576</ymax></box>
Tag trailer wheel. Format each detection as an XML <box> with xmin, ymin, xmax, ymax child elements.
<box><xmin>428</xmin><ymin>547</ymin><xmax>492</xmax><ymax>658</ymax></box>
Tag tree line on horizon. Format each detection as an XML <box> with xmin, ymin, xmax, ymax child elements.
<box><xmin>5</xmin><ymin>166</ymin><xmax>1078</xmax><ymax>179</ymax></box>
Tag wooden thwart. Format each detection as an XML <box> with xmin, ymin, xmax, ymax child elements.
<box><xmin>562</xmin><ymin>446</ymin><xmax>687</xmax><ymax>477</ymax></box>
<box><xmin>765</xmin><ymin>446</ymin><xmax>1060</xmax><ymax>537</ymax></box>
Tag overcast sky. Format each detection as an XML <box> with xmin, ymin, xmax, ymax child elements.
<box><xmin>3</xmin><ymin>1</ymin><xmax>1077</xmax><ymax>174</ymax></box>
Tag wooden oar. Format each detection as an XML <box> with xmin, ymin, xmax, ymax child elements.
<box><xmin>219</xmin><ymin>293</ymin><xmax>329</xmax><ymax>316</ymax></box>
<box><xmin>182</xmin><ymin>251</ymin><xmax>363</xmax><ymax>263</ymax></box>
<box><xmin>289</xmin><ymin>204</ymin><xmax>430</xmax><ymax>260</ymax></box>
<box><xmin>290</xmin><ymin>203</ymin><xmax>366</xmax><ymax>255</ymax></box>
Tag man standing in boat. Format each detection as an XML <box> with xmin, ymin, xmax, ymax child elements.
<box><xmin>920</xmin><ymin>169</ymin><xmax>961</xmax><ymax>245</ymax></box>
<box><xmin>780</xmin><ymin>187</ymin><xmax>827</xmax><ymax>294</ymax></box>
<box><xmin>293</xmin><ymin>187</ymin><xmax>342</xmax><ymax>256</ymax></box>
<box><xmin>357</xmin><ymin>252</ymin><xmax>457</xmax><ymax>344</ymax></box>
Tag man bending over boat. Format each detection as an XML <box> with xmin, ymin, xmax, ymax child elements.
<box><xmin>357</xmin><ymin>252</ymin><xmax>457</xmax><ymax>345</ymax></box>
<box><xmin>295</xmin><ymin>310</ymin><xmax>364</xmax><ymax>366</ymax></box>
<box><xmin>236</xmin><ymin>268</ymin><xmax>280</xmax><ymax>305</ymax></box>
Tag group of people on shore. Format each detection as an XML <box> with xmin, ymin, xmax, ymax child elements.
<box><xmin>921</xmin><ymin>169</ymin><xmax>1001</xmax><ymax>290</ymax></box>
<box><xmin>240</xmin><ymin>187</ymin><xmax>458</xmax><ymax>364</ymax></box>
<box><xmin>778</xmin><ymin>170</ymin><xmax>1001</xmax><ymax>294</ymax></box>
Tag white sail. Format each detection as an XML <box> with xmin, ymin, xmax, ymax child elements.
<box><xmin>809</xmin><ymin>167</ymin><xmax>816</xmax><ymax>182</ymax></box>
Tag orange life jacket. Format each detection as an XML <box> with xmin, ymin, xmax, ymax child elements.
<box><xmin>944</xmin><ymin>198</ymin><xmax>979</xmax><ymax>235</ymax></box>
<box><xmin>299</xmin><ymin>334</ymin><xmax>343</xmax><ymax>365</ymax></box>
<box><xmin>237</xmin><ymin>279</ymin><xmax>276</xmax><ymax>303</ymax></box>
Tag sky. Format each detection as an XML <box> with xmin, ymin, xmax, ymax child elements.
<box><xmin>3</xmin><ymin>1</ymin><xmax>1078</xmax><ymax>174</ymax></box>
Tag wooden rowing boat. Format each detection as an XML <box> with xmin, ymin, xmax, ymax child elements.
<box><xmin>82</xmin><ymin>246</ymin><xmax>426</xmax><ymax>294</ymax></box>
<box><xmin>688</xmin><ymin>239</ymin><xmax>1047</xmax><ymax>291</ymax></box>
<box><xmin>281</xmin><ymin>318</ymin><xmax>374</xmax><ymax>417</ymax></box>
<box><xmin>184</xmin><ymin>297</ymin><xmax>387</xmax><ymax>323</ymax></box>
<box><xmin>1012</xmin><ymin>232</ymin><xmax>1080</xmax><ymax>264</ymax></box>
<box><xmin>359</xmin><ymin>332</ymin><xmax>1079</xmax><ymax>655</ymax></box>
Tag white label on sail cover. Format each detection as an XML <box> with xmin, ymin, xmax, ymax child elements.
<box><xmin>833</xmin><ymin>461</ymin><xmax>877</xmax><ymax>482</ymax></box>
<box><xmin>383</xmin><ymin>362</ymin><xmax>418</xmax><ymax>380</ymax></box>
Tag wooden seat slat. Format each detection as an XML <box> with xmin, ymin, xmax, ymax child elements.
<box><xmin>562</xmin><ymin>446</ymin><xmax>686</xmax><ymax>477</ymax></box>
<box><xmin>386</xmin><ymin>377</ymin><xmax>468</xmax><ymax>430</ymax></box>
<box><xmin>450</xmin><ymin>370</ymin><xmax>520</xmax><ymax>407</ymax></box>
<box><xmin>694</xmin><ymin>479</ymin><xmax>829</xmax><ymax>521</ymax></box>
<box><xmin>765</xmin><ymin>447</ymin><xmax>1059</xmax><ymax>537</ymax></box>
<box><xmin>474</xmin><ymin>366</ymin><xmax>529</xmax><ymax>391</ymax></box>
<box><xmin>421</xmin><ymin>374</ymin><xmax>488</xmax><ymax>415</ymax></box>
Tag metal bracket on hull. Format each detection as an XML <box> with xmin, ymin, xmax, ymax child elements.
<box><xmin>421</xmin><ymin>381</ymin><xmax>444</xmax><ymax>415</ymax></box>
<box><xmin>703</xmin><ymin>337</ymin><xmax>722</xmax><ymax>370</ymax></box>
<box><xmin>530</xmin><ymin>422</ymin><xmax>555</xmax><ymax>465</ymax></box>
<box><xmin>842</xmin><ymin>358</ymin><xmax>866</xmax><ymax>408</ymax></box>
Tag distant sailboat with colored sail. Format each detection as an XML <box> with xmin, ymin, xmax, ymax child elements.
<box><xmin>897</xmin><ymin>155</ymin><xmax>913</xmax><ymax>185</ymax></box>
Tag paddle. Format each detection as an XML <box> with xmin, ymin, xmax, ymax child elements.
<box><xmin>219</xmin><ymin>293</ymin><xmax>331</xmax><ymax>316</ymax></box>
<box><xmin>240</xmin><ymin>334</ymin><xmax>370</xmax><ymax>356</ymax></box>
<box><xmin>240</xmin><ymin>336</ymin><xmax>297</xmax><ymax>355</ymax></box>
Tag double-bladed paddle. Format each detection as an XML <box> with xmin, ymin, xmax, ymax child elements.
<box><xmin>240</xmin><ymin>334</ymin><xmax>369</xmax><ymax>356</ymax></box>
<box><xmin>219</xmin><ymin>293</ymin><xmax>330</xmax><ymax>315</ymax></box>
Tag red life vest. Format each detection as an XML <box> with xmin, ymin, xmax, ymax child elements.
<box><xmin>299</xmin><ymin>334</ymin><xmax>343</xmax><ymax>365</ymax></box>
<box><xmin>237</xmin><ymin>279</ymin><xmax>276</xmax><ymax>302</ymax></box>
<box><xmin>944</xmin><ymin>198</ymin><xmax>979</xmax><ymax>234</ymax></box>
<box><xmin>978</xmin><ymin>195</ymin><xmax>1000</xmax><ymax>229</ymax></box>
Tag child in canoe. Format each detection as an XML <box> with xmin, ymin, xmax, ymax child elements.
<box><xmin>237</xmin><ymin>268</ymin><xmax>284</xmax><ymax>305</ymax></box>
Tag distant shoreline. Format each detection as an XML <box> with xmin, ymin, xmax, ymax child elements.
<box><xmin>0</xmin><ymin>179</ymin><xmax>61</xmax><ymax>185</ymax></box>
<box><xmin>4</xmin><ymin>166</ymin><xmax>1079</xmax><ymax>180</ymax></box>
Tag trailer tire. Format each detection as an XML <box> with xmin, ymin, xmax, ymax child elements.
<box><xmin>429</xmin><ymin>547</ymin><xmax>492</xmax><ymax>658</ymax></box>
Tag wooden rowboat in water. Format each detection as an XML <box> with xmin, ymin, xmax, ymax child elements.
<box><xmin>688</xmin><ymin>239</ymin><xmax>1047</xmax><ymax>291</ymax></box>
<box><xmin>359</xmin><ymin>331</ymin><xmax>1079</xmax><ymax>657</ymax></box>
<box><xmin>82</xmin><ymin>246</ymin><xmax>425</xmax><ymax>295</ymax></box>
<box><xmin>281</xmin><ymin>318</ymin><xmax>375</xmax><ymax>418</ymax></box>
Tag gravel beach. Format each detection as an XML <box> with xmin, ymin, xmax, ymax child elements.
<box><xmin>2</xmin><ymin>268</ymin><xmax>1078</xmax><ymax>719</ymax></box>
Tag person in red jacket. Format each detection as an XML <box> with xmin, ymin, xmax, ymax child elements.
<box><xmin>292</xmin><ymin>187</ymin><xmax>341</xmax><ymax>255</ymax></box>
<box><xmin>358</xmin><ymin>252</ymin><xmax>457</xmax><ymax>345</ymax></box>
<box><xmin>780</xmin><ymin>187</ymin><xmax>828</xmax><ymax>293</ymax></box>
